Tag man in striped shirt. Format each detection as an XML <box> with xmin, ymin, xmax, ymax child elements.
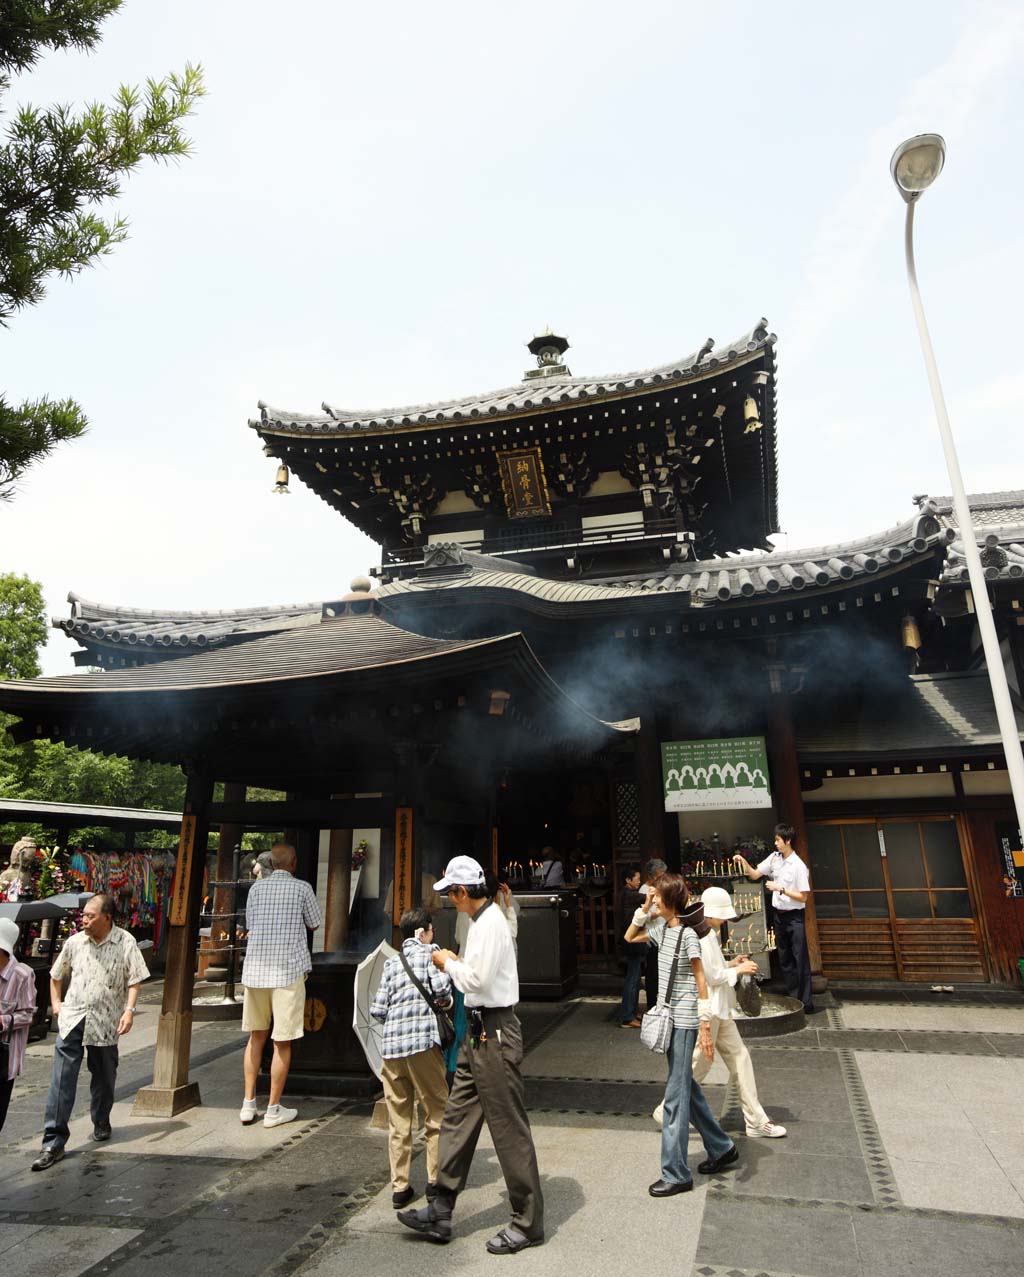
<box><xmin>240</xmin><ymin>844</ymin><xmax>321</xmax><ymax>1128</ymax></box>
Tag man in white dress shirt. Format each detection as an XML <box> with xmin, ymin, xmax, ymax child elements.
<box><xmin>398</xmin><ymin>855</ymin><xmax>543</xmax><ymax>1256</ymax></box>
<box><xmin>733</xmin><ymin>822</ymin><xmax>814</xmax><ymax>1013</ymax></box>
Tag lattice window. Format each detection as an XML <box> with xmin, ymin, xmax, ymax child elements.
<box><xmin>614</xmin><ymin>781</ymin><xmax>640</xmax><ymax>849</ymax></box>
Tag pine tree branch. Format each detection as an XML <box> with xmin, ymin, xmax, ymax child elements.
<box><xmin>0</xmin><ymin>394</ymin><xmax>87</xmax><ymax>499</ymax></box>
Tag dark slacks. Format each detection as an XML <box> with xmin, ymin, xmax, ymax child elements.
<box><xmin>0</xmin><ymin>1072</ymin><xmax>14</xmax><ymax>1134</ymax></box>
<box><xmin>618</xmin><ymin>953</ymin><xmax>645</xmax><ymax>1022</ymax></box>
<box><xmin>644</xmin><ymin>949</ymin><xmax>658</xmax><ymax>1008</ymax></box>
<box><xmin>434</xmin><ymin>1007</ymin><xmax>543</xmax><ymax>1240</ymax></box>
<box><xmin>774</xmin><ymin>909</ymin><xmax>813</xmax><ymax>1012</ymax></box>
<box><xmin>42</xmin><ymin>1018</ymin><xmax>119</xmax><ymax>1150</ymax></box>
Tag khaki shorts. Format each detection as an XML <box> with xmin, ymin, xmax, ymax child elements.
<box><xmin>242</xmin><ymin>974</ymin><xmax>307</xmax><ymax>1041</ymax></box>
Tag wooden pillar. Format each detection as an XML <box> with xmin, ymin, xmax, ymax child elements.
<box><xmin>209</xmin><ymin>782</ymin><xmax>245</xmax><ymax>977</ymax></box>
<box><xmin>134</xmin><ymin>769</ymin><xmax>213</xmax><ymax>1116</ymax></box>
<box><xmin>635</xmin><ymin>704</ymin><xmax>666</xmax><ymax>861</ymax></box>
<box><xmin>324</xmin><ymin>828</ymin><xmax>353</xmax><ymax>952</ymax></box>
<box><xmin>766</xmin><ymin>693</ymin><xmax>825</xmax><ymax>987</ymax></box>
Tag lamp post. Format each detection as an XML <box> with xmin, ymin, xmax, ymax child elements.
<box><xmin>891</xmin><ymin>134</ymin><xmax>1024</xmax><ymax>838</ymax></box>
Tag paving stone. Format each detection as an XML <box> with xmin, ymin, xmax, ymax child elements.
<box><xmin>814</xmin><ymin>1029</ymin><xmax>906</xmax><ymax>1052</ymax></box>
<box><xmin>897</xmin><ymin>1031</ymin><xmax>999</xmax><ymax>1056</ymax></box>
<box><xmin>853</xmin><ymin>1206</ymin><xmax>1024</xmax><ymax>1274</ymax></box>
<box><xmin>695</xmin><ymin>1195</ymin><xmax>860</xmax><ymax>1277</ymax></box>
<box><xmin>0</xmin><ymin>1223</ymin><xmax>142</xmax><ymax>1276</ymax></box>
<box><xmin>720</xmin><ymin>1140</ymin><xmax>874</xmax><ymax>1205</ymax></box>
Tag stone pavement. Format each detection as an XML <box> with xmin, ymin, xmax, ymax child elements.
<box><xmin>1</xmin><ymin>981</ymin><xmax>1023</xmax><ymax>1276</ymax></box>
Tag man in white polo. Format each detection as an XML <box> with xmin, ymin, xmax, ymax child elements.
<box><xmin>240</xmin><ymin>842</ymin><xmax>321</xmax><ymax>1128</ymax></box>
<box><xmin>733</xmin><ymin>821</ymin><xmax>814</xmax><ymax>1014</ymax></box>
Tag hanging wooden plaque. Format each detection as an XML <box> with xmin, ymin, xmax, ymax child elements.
<box><xmin>168</xmin><ymin>813</ymin><xmax>197</xmax><ymax>926</ymax></box>
<box><xmin>392</xmin><ymin>806</ymin><xmax>415</xmax><ymax>925</ymax></box>
<box><xmin>496</xmin><ymin>447</ymin><xmax>551</xmax><ymax>519</ymax></box>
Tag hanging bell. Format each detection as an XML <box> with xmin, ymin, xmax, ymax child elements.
<box><xmin>743</xmin><ymin>396</ymin><xmax>763</xmax><ymax>434</ymax></box>
<box><xmin>272</xmin><ymin>464</ymin><xmax>290</xmax><ymax>495</ymax></box>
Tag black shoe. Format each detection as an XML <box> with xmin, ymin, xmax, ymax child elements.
<box><xmin>31</xmin><ymin>1147</ymin><xmax>65</xmax><ymax>1172</ymax></box>
<box><xmin>648</xmin><ymin>1178</ymin><xmax>693</xmax><ymax>1197</ymax></box>
<box><xmin>91</xmin><ymin>1125</ymin><xmax>112</xmax><ymax>1143</ymax></box>
<box><xmin>392</xmin><ymin>1186</ymin><xmax>415</xmax><ymax>1209</ymax></box>
<box><xmin>397</xmin><ymin>1205</ymin><xmax>451</xmax><ymax>1244</ymax></box>
<box><xmin>698</xmin><ymin>1145</ymin><xmax>739</xmax><ymax>1175</ymax></box>
<box><xmin>425</xmin><ymin>1182</ymin><xmax>438</xmax><ymax>1202</ymax></box>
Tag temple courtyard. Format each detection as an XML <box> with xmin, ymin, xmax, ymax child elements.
<box><xmin>1</xmin><ymin>983</ymin><xmax>1023</xmax><ymax>1277</ymax></box>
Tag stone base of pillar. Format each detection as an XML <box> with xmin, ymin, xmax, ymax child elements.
<box><xmin>133</xmin><ymin>1082</ymin><xmax>201</xmax><ymax>1117</ymax></box>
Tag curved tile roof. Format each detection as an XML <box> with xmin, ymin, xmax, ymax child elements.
<box><xmin>251</xmin><ymin>321</ymin><xmax>775</xmax><ymax>437</ymax></box>
<box><xmin>796</xmin><ymin>672</ymin><xmax>1024</xmax><ymax>760</ymax></box>
<box><xmin>53</xmin><ymin>490</ymin><xmax>1024</xmax><ymax>660</ymax></box>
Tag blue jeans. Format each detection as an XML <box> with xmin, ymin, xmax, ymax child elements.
<box><xmin>618</xmin><ymin>954</ymin><xmax>645</xmax><ymax>1022</ymax></box>
<box><xmin>661</xmin><ymin>1026</ymin><xmax>734</xmax><ymax>1185</ymax></box>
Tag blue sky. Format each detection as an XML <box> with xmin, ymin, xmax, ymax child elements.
<box><xmin>3</xmin><ymin>1</ymin><xmax>1022</xmax><ymax>674</ymax></box>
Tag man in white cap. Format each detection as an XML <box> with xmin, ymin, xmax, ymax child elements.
<box><xmin>0</xmin><ymin>918</ymin><xmax>36</xmax><ymax>1135</ymax></box>
<box><xmin>398</xmin><ymin>854</ymin><xmax>543</xmax><ymax>1255</ymax></box>
<box><xmin>653</xmin><ymin>885</ymin><xmax>786</xmax><ymax>1139</ymax></box>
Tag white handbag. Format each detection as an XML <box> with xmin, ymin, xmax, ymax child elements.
<box><xmin>640</xmin><ymin>925</ymin><xmax>684</xmax><ymax>1054</ymax></box>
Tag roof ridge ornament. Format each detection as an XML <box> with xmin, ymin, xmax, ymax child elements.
<box><xmin>524</xmin><ymin>328</ymin><xmax>570</xmax><ymax>381</ymax></box>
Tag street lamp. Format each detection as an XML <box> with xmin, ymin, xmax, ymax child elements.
<box><xmin>891</xmin><ymin>133</ymin><xmax>1024</xmax><ymax>838</ymax></box>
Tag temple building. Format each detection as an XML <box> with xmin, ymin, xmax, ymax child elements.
<box><xmin>2</xmin><ymin>321</ymin><xmax>1022</xmax><ymax>1111</ymax></box>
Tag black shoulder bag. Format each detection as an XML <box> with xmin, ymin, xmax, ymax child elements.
<box><xmin>399</xmin><ymin>950</ymin><xmax>457</xmax><ymax>1051</ymax></box>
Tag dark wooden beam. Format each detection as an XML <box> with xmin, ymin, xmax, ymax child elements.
<box><xmin>207</xmin><ymin>797</ymin><xmax>392</xmax><ymax>828</ymax></box>
<box><xmin>134</xmin><ymin>768</ymin><xmax>213</xmax><ymax>1116</ymax></box>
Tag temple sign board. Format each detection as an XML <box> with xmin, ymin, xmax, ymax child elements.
<box><xmin>497</xmin><ymin>447</ymin><xmax>552</xmax><ymax>519</ymax></box>
<box><xmin>662</xmin><ymin>737</ymin><xmax>772</xmax><ymax>812</ymax></box>
<box><xmin>996</xmin><ymin>821</ymin><xmax>1024</xmax><ymax>898</ymax></box>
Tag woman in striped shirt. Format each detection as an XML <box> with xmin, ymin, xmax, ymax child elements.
<box><xmin>625</xmin><ymin>873</ymin><xmax>738</xmax><ymax>1196</ymax></box>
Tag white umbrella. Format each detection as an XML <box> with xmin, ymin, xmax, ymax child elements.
<box><xmin>352</xmin><ymin>939</ymin><xmax>397</xmax><ymax>1079</ymax></box>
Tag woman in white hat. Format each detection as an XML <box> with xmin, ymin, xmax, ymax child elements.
<box><xmin>654</xmin><ymin>886</ymin><xmax>786</xmax><ymax>1139</ymax></box>
<box><xmin>0</xmin><ymin>918</ymin><xmax>37</xmax><ymax>1134</ymax></box>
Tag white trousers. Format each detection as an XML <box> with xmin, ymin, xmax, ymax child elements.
<box><xmin>691</xmin><ymin>1016</ymin><xmax>769</xmax><ymax>1130</ymax></box>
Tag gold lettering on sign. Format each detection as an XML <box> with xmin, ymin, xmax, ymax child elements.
<box><xmin>496</xmin><ymin>448</ymin><xmax>551</xmax><ymax>519</ymax></box>
<box><xmin>393</xmin><ymin>807</ymin><xmax>414</xmax><ymax>926</ymax></box>
<box><xmin>169</xmin><ymin>813</ymin><xmax>197</xmax><ymax>927</ymax></box>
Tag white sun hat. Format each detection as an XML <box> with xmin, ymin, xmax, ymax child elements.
<box><xmin>700</xmin><ymin>886</ymin><xmax>738</xmax><ymax>921</ymax></box>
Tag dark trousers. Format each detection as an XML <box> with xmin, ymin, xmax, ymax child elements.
<box><xmin>618</xmin><ymin>953</ymin><xmax>645</xmax><ymax>1022</ymax></box>
<box><xmin>644</xmin><ymin>950</ymin><xmax>658</xmax><ymax>1008</ymax></box>
<box><xmin>0</xmin><ymin>1072</ymin><xmax>14</xmax><ymax>1134</ymax></box>
<box><xmin>434</xmin><ymin>1007</ymin><xmax>543</xmax><ymax>1240</ymax></box>
<box><xmin>774</xmin><ymin>909</ymin><xmax>813</xmax><ymax>1012</ymax></box>
<box><xmin>42</xmin><ymin>1018</ymin><xmax>119</xmax><ymax>1150</ymax></box>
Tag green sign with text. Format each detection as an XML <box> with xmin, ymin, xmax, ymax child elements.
<box><xmin>661</xmin><ymin>736</ymin><xmax>772</xmax><ymax>812</ymax></box>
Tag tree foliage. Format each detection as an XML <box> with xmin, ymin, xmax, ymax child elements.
<box><xmin>0</xmin><ymin>571</ymin><xmax>47</xmax><ymax>678</ymax></box>
<box><xmin>0</xmin><ymin>2</ymin><xmax>204</xmax><ymax>498</ymax></box>
<box><xmin>0</xmin><ymin>569</ymin><xmax>187</xmax><ymax>845</ymax></box>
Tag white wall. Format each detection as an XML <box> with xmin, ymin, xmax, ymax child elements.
<box><xmin>803</xmin><ymin>773</ymin><xmax>956</xmax><ymax>803</ymax></box>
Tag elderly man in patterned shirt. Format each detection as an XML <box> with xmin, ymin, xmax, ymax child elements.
<box><xmin>32</xmin><ymin>893</ymin><xmax>149</xmax><ymax>1171</ymax></box>
<box><xmin>240</xmin><ymin>843</ymin><xmax>322</xmax><ymax>1128</ymax></box>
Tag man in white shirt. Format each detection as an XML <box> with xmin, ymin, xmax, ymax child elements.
<box><xmin>32</xmin><ymin>894</ymin><xmax>149</xmax><ymax>1170</ymax></box>
<box><xmin>733</xmin><ymin>822</ymin><xmax>814</xmax><ymax>1013</ymax></box>
<box><xmin>398</xmin><ymin>855</ymin><xmax>543</xmax><ymax>1256</ymax></box>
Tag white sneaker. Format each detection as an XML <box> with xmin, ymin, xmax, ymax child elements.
<box><xmin>239</xmin><ymin>1101</ymin><xmax>258</xmax><ymax>1125</ymax></box>
<box><xmin>653</xmin><ymin>1102</ymin><xmax>664</xmax><ymax>1127</ymax></box>
<box><xmin>263</xmin><ymin>1105</ymin><xmax>298</xmax><ymax>1129</ymax></box>
<box><xmin>746</xmin><ymin>1120</ymin><xmax>787</xmax><ymax>1138</ymax></box>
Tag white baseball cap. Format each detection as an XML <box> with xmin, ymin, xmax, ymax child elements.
<box><xmin>433</xmin><ymin>855</ymin><xmax>486</xmax><ymax>892</ymax></box>
<box><xmin>0</xmin><ymin>917</ymin><xmax>20</xmax><ymax>957</ymax></box>
<box><xmin>700</xmin><ymin>886</ymin><xmax>738</xmax><ymax>921</ymax></box>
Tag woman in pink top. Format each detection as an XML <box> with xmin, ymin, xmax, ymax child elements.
<box><xmin>0</xmin><ymin>918</ymin><xmax>37</xmax><ymax>1133</ymax></box>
